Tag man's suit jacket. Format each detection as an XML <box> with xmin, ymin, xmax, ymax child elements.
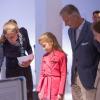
<box><xmin>68</xmin><ymin>20</ymin><xmax>100</xmax><ymax>89</ymax></box>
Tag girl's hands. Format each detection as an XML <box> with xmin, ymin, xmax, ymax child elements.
<box><xmin>38</xmin><ymin>93</ymin><xmax>43</xmax><ymax>100</ymax></box>
<box><xmin>57</xmin><ymin>94</ymin><xmax>63</xmax><ymax>100</ymax></box>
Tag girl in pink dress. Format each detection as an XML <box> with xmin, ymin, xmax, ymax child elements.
<box><xmin>37</xmin><ymin>32</ymin><xmax>67</xmax><ymax>100</ymax></box>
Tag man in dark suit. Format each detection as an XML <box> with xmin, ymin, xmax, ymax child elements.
<box><xmin>92</xmin><ymin>21</ymin><xmax>100</xmax><ymax>100</ymax></box>
<box><xmin>60</xmin><ymin>4</ymin><xmax>100</xmax><ymax>100</ymax></box>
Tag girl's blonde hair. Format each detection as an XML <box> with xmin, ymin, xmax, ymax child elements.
<box><xmin>0</xmin><ymin>21</ymin><xmax>19</xmax><ymax>43</ymax></box>
<box><xmin>38</xmin><ymin>32</ymin><xmax>62</xmax><ymax>51</ymax></box>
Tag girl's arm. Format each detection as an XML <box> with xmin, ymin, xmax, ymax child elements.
<box><xmin>58</xmin><ymin>53</ymin><xmax>67</xmax><ymax>96</ymax></box>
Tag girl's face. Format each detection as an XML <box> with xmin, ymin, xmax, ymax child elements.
<box><xmin>5</xmin><ymin>32</ymin><xmax>18</xmax><ymax>45</ymax></box>
<box><xmin>41</xmin><ymin>42</ymin><xmax>53</xmax><ymax>53</ymax></box>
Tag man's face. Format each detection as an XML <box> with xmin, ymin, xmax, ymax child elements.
<box><xmin>92</xmin><ymin>13</ymin><xmax>100</xmax><ymax>23</ymax></box>
<box><xmin>61</xmin><ymin>13</ymin><xmax>77</xmax><ymax>28</ymax></box>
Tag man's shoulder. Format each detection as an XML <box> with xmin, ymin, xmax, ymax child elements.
<box><xmin>84</xmin><ymin>20</ymin><xmax>93</xmax><ymax>34</ymax></box>
<box><xmin>84</xmin><ymin>20</ymin><xmax>92</xmax><ymax>26</ymax></box>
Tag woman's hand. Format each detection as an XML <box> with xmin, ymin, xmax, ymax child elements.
<box><xmin>21</xmin><ymin>60</ymin><xmax>32</xmax><ymax>68</ymax></box>
<box><xmin>19</xmin><ymin>54</ymin><xmax>34</xmax><ymax>68</ymax></box>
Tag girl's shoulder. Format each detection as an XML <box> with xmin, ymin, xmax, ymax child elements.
<box><xmin>55</xmin><ymin>51</ymin><xmax>67</xmax><ymax>62</ymax></box>
<box><xmin>53</xmin><ymin>50</ymin><xmax>67</xmax><ymax>57</ymax></box>
<box><xmin>42</xmin><ymin>50</ymin><xmax>67</xmax><ymax>58</ymax></box>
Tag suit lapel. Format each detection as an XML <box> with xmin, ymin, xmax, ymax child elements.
<box><xmin>75</xmin><ymin>21</ymin><xmax>87</xmax><ymax>49</ymax></box>
<box><xmin>69</xmin><ymin>29</ymin><xmax>76</xmax><ymax>51</ymax></box>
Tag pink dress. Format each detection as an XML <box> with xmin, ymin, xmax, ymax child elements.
<box><xmin>37</xmin><ymin>50</ymin><xmax>67</xmax><ymax>100</ymax></box>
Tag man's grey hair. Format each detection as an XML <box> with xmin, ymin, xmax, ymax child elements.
<box><xmin>60</xmin><ymin>4</ymin><xmax>80</xmax><ymax>16</ymax></box>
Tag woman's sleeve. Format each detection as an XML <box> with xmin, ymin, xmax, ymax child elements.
<box><xmin>0</xmin><ymin>44</ymin><xmax>4</xmax><ymax>71</ymax></box>
<box><xmin>20</xmin><ymin>27</ymin><xmax>33</xmax><ymax>54</ymax></box>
